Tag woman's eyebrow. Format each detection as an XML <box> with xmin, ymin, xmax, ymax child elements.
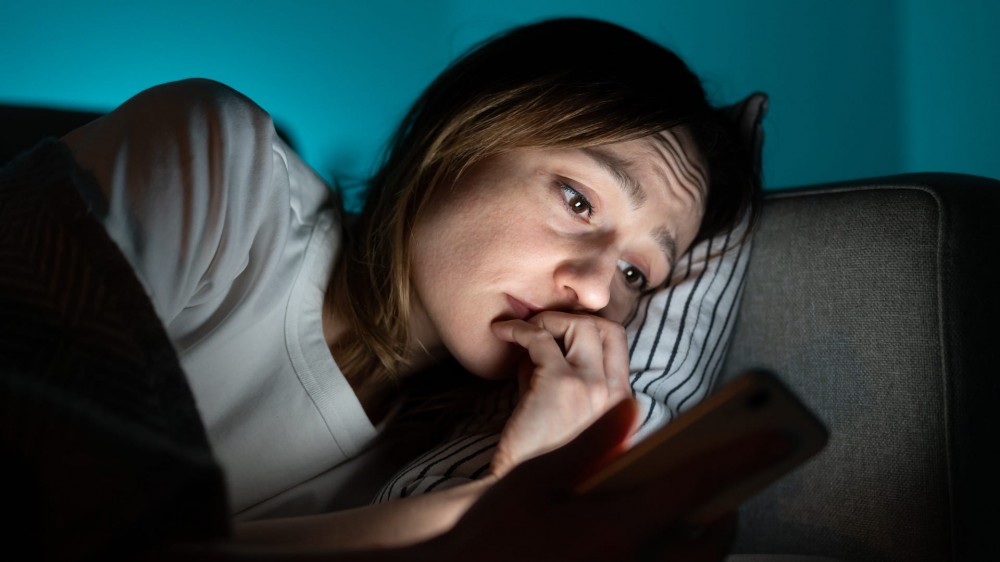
<box><xmin>579</xmin><ymin>146</ymin><xmax>646</xmax><ymax>209</ymax></box>
<box><xmin>576</xmin><ymin>147</ymin><xmax>678</xmax><ymax>278</ymax></box>
<box><xmin>654</xmin><ymin>227</ymin><xmax>678</xmax><ymax>270</ymax></box>
<box><xmin>578</xmin><ymin>146</ymin><xmax>677</xmax><ymax>271</ymax></box>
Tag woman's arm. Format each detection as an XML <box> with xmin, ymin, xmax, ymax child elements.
<box><xmin>61</xmin><ymin>78</ymin><xmax>301</xmax><ymax>329</ymax></box>
<box><xmin>231</xmin><ymin>476</ymin><xmax>496</xmax><ymax>550</ymax></box>
<box><xmin>231</xmin><ymin>310</ymin><xmax>636</xmax><ymax>551</ymax></box>
<box><xmin>148</xmin><ymin>399</ymin><xmax>778</xmax><ymax>561</ymax></box>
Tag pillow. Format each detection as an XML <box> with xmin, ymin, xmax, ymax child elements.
<box><xmin>374</xmin><ymin>93</ymin><xmax>768</xmax><ymax>500</ymax></box>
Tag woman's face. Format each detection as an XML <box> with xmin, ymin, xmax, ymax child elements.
<box><xmin>409</xmin><ymin>129</ymin><xmax>707</xmax><ymax>379</ymax></box>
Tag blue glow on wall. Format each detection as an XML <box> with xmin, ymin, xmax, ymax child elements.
<box><xmin>2</xmin><ymin>0</ymin><xmax>997</xmax><ymax>188</ymax></box>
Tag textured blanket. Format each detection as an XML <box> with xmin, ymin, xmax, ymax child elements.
<box><xmin>0</xmin><ymin>140</ymin><xmax>228</xmax><ymax>560</ymax></box>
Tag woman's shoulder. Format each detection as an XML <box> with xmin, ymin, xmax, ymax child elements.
<box><xmin>113</xmin><ymin>78</ymin><xmax>277</xmax><ymax>144</ymax></box>
<box><xmin>148</xmin><ymin>77</ymin><xmax>252</xmax><ymax>102</ymax></box>
<box><xmin>139</xmin><ymin>78</ymin><xmax>263</xmax><ymax>112</ymax></box>
<box><xmin>59</xmin><ymin>78</ymin><xmax>317</xmax><ymax>325</ymax></box>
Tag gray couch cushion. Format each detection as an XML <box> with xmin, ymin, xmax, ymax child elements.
<box><xmin>721</xmin><ymin>175</ymin><xmax>1000</xmax><ymax>561</ymax></box>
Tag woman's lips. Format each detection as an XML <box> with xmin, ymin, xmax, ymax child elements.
<box><xmin>505</xmin><ymin>294</ymin><xmax>538</xmax><ymax>320</ymax></box>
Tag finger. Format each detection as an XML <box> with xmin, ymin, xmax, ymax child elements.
<box><xmin>529</xmin><ymin>312</ymin><xmax>612</xmax><ymax>384</ymax></box>
<box><xmin>492</xmin><ymin>319</ymin><xmax>568</xmax><ymax>370</ymax></box>
<box><xmin>599</xmin><ymin>321</ymin><xmax>631</xmax><ymax>402</ymax></box>
<box><xmin>497</xmin><ymin>313</ymin><xmax>627</xmax><ymax>401</ymax></box>
<box><xmin>545</xmin><ymin>313</ymin><xmax>629</xmax><ymax>401</ymax></box>
<box><xmin>552</xmin><ymin>316</ymin><xmax>606</xmax><ymax>383</ymax></box>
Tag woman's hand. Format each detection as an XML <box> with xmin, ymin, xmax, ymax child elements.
<box><xmin>427</xmin><ymin>399</ymin><xmax>790</xmax><ymax>562</ymax></box>
<box><xmin>490</xmin><ymin>311</ymin><xmax>633</xmax><ymax>476</ymax></box>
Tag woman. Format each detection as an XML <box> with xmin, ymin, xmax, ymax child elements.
<box><xmin>53</xmin><ymin>16</ymin><xmax>762</xmax><ymax>560</ymax></box>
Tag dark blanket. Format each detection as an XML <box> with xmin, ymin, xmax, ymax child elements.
<box><xmin>0</xmin><ymin>140</ymin><xmax>229</xmax><ymax>560</ymax></box>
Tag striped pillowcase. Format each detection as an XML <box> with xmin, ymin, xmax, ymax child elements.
<box><xmin>627</xmin><ymin>217</ymin><xmax>752</xmax><ymax>443</ymax></box>
<box><xmin>374</xmin><ymin>93</ymin><xmax>767</xmax><ymax>501</ymax></box>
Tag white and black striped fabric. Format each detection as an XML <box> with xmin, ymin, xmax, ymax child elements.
<box><xmin>375</xmin><ymin>93</ymin><xmax>765</xmax><ymax>502</ymax></box>
<box><xmin>623</xmin><ymin>221</ymin><xmax>752</xmax><ymax>443</ymax></box>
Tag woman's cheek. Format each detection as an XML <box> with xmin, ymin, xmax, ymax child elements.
<box><xmin>452</xmin><ymin>331</ymin><xmax>521</xmax><ymax>380</ymax></box>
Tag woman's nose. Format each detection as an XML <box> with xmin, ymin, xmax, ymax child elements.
<box><xmin>554</xmin><ymin>255</ymin><xmax>617</xmax><ymax>312</ymax></box>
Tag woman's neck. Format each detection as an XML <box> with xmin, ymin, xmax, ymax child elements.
<box><xmin>322</xmin><ymin>280</ymin><xmax>446</xmax><ymax>423</ymax></box>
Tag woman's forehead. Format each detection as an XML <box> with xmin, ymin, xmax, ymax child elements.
<box><xmin>582</xmin><ymin>130</ymin><xmax>708</xmax><ymax>207</ymax></box>
<box><xmin>648</xmin><ymin>128</ymin><xmax>709</xmax><ymax>201</ymax></box>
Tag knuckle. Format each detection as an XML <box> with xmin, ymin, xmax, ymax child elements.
<box><xmin>607</xmin><ymin>322</ymin><xmax>626</xmax><ymax>340</ymax></box>
<box><xmin>528</xmin><ymin>329</ymin><xmax>555</xmax><ymax>347</ymax></box>
<box><xmin>576</xmin><ymin>316</ymin><xmax>600</xmax><ymax>332</ymax></box>
<box><xmin>534</xmin><ymin>309</ymin><xmax>566</xmax><ymax>322</ymax></box>
<box><xmin>595</xmin><ymin>315</ymin><xmax>624</xmax><ymax>333</ymax></box>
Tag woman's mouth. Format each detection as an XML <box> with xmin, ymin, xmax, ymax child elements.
<box><xmin>504</xmin><ymin>294</ymin><xmax>538</xmax><ymax>320</ymax></box>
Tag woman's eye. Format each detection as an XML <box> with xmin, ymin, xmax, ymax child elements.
<box><xmin>618</xmin><ymin>260</ymin><xmax>649</xmax><ymax>291</ymax></box>
<box><xmin>560</xmin><ymin>183</ymin><xmax>593</xmax><ymax>217</ymax></box>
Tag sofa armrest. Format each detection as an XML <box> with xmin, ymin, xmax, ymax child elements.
<box><xmin>721</xmin><ymin>173</ymin><xmax>1000</xmax><ymax>562</ymax></box>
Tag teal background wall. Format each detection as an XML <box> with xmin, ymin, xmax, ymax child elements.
<box><xmin>2</xmin><ymin>0</ymin><xmax>997</xmax><ymax>189</ymax></box>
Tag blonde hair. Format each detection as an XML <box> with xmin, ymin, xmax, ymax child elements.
<box><xmin>331</xmin><ymin>18</ymin><xmax>760</xmax><ymax>386</ymax></box>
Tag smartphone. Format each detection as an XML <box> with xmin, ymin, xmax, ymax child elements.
<box><xmin>574</xmin><ymin>369</ymin><xmax>828</xmax><ymax>524</ymax></box>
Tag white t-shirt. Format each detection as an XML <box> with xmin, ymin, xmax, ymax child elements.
<box><xmin>62</xmin><ymin>79</ymin><xmax>382</xmax><ymax>517</ymax></box>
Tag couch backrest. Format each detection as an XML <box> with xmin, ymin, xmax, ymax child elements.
<box><xmin>721</xmin><ymin>175</ymin><xmax>1000</xmax><ymax>562</ymax></box>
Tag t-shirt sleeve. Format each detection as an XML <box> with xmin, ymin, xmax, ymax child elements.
<box><xmin>61</xmin><ymin>79</ymin><xmax>289</xmax><ymax>327</ymax></box>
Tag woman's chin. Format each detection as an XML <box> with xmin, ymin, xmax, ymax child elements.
<box><xmin>455</xmin><ymin>342</ymin><xmax>521</xmax><ymax>381</ymax></box>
